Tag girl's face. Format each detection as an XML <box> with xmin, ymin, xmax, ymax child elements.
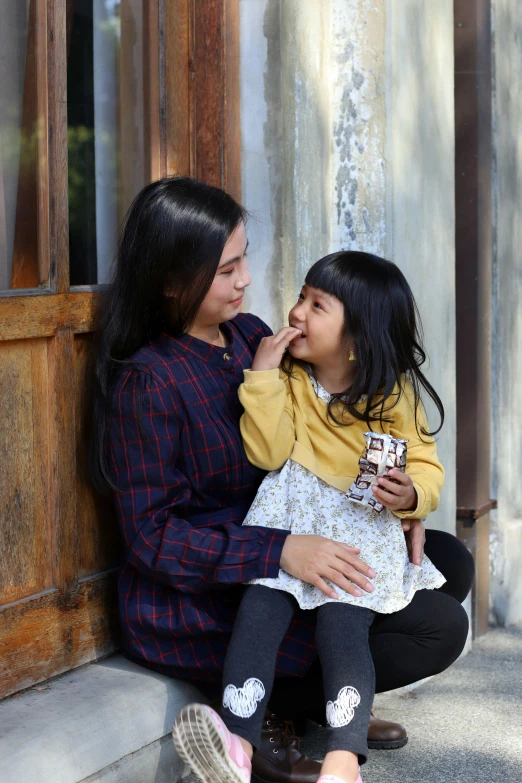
<box><xmin>194</xmin><ymin>221</ymin><xmax>251</xmax><ymax>327</ymax></box>
<box><xmin>287</xmin><ymin>285</ymin><xmax>348</xmax><ymax>366</ymax></box>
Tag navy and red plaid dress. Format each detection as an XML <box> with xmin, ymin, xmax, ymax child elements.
<box><xmin>108</xmin><ymin>313</ymin><xmax>316</xmax><ymax>695</ymax></box>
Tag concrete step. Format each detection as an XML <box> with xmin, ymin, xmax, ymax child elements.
<box><xmin>0</xmin><ymin>656</ymin><xmax>205</xmax><ymax>783</ymax></box>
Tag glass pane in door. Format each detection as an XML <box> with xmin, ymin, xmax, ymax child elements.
<box><xmin>0</xmin><ymin>0</ymin><xmax>49</xmax><ymax>292</ymax></box>
<box><xmin>67</xmin><ymin>0</ymin><xmax>149</xmax><ymax>286</ymax></box>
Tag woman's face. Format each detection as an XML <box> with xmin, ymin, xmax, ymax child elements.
<box><xmin>194</xmin><ymin>221</ymin><xmax>251</xmax><ymax>327</ymax></box>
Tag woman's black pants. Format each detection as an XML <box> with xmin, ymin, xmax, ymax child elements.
<box><xmin>268</xmin><ymin>530</ymin><xmax>475</xmax><ymax>724</ymax></box>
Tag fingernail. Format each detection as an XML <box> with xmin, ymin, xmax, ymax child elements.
<box><xmin>354</xmin><ymin>588</ymin><xmax>363</xmax><ymax>597</ymax></box>
<box><xmin>366</xmin><ymin>582</ymin><xmax>374</xmax><ymax>592</ymax></box>
<box><xmin>331</xmin><ymin>591</ymin><xmax>339</xmax><ymax>599</ymax></box>
<box><xmin>368</xmin><ymin>568</ymin><xmax>376</xmax><ymax>578</ymax></box>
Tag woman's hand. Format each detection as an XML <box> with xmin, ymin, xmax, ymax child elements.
<box><xmin>280</xmin><ymin>534</ymin><xmax>376</xmax><ymax>599</ymax></box>
<box><xmin>251</xmin><ymin>327</ymin><xmax>302</xmax><ymax>372</ymax></box>
<box><xmin>372</xmin><ymin>469</ymin><xmax>417</xmax><ymax>512</ymax></box>
<box><xmin>401</xmin><ymin>518</ymin><xmax>426</xmax><ymax>566</ymax></box>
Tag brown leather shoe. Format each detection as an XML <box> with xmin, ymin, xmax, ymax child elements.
<box><xmin>292</xmin><ymin>711</ymin><xmax>408</xmax><ymax>751</ymax></box>
<box><xmin>367</xmin><ymin>711</ymin><xmax>408</xmax><ymax>750</ymax></box>
<box><xmin>251</xmin><ymin>711</ymin><xmax>321</xmax><ymax>783</ymax></box>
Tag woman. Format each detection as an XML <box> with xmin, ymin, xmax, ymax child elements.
<box><xmin>91</xmin><ymin>177</ymin><xmax>474</xmax><ymax>783</ymax></box>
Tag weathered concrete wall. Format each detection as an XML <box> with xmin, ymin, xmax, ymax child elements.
<box><xmin>330</xmin><ymin>0</ymin><xmax>387</xmax><ymax>256</ymax></box>
<box><xmin>240</xmin><ymin>0</ymin><xmax>456</xmax><ymax>532</ymax></box>
<box><xmin>241</xmin><ymin>0</ymin><xmax>387</xmax><ymax>324</ymax></box>
<box><xmin>386</xmin><ymin>0</ymin><xmax>456</xmax><ymax>533</ymax></box>
<box><xmin>280</xmin><ymin>0</ymin><xmax>331</xmax><ymax>315</ymax></box>
<box><xmin>490</xmin><ymin>0</ymin><xmax>522</xmax><ymax>627</ymax></box>
<box><xmin>240</xmin><ymin>0</ymin><xmax>284</xmax><ymax>330</ymax></box>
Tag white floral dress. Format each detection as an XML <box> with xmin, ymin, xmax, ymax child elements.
<box><xmin>244</xmin><ymin>376</ymin><xmax>446</xmax><ymax>614</ymax></box>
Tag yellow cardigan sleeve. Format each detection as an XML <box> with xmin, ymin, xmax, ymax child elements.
<box><xmin>389</xmin><ymin>381</ymin><xmax>445</xmax><ymax>520</ymax></box>
<box><xmin>238</xmin><ymin>368</ymin><xmax>295</xmax><ymax>470</ymax></box>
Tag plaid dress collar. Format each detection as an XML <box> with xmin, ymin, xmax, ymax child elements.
<box><xmin>164</xmin><ymin>322</ymin><xmax>235</xmax><ymax>368</ymax></box>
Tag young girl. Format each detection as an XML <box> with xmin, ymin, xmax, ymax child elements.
<box><xmin>173</xmin><ymin>251</ymin><xmax>446</xmax><ymax>783</ymax></box>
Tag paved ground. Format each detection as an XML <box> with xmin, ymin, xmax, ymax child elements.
<box><xmin>184</xmin><ymin>627</ymin><xmax>522</xmax><ymax>783</ymax></box>
<box><xmin>302</xmin><ymin>626</ymin><xmax>522</xmax><ymax>783</ymax></box>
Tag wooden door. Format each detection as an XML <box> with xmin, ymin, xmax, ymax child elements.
<box><xmin>0</xmin><ymin>0</ymin><xmax>240</xmax><ymax>699</ymax></box>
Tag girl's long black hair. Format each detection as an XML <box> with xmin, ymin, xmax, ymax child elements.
<box><xmin>283</xmin><ymin>251</ymin><xmax>444</xmax><ymax>437</ymax></box>
<box><xmin>89</xmin><ymin>176</ymin><xmax>247</xmax><ymax>494</ymax></box>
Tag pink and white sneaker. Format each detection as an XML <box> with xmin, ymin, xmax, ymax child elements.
<box><xmin>172</xmin><ymin>703</ymin><xmax>252</xmax><ymax>783</ymax></box>
<box><xmin>317</xmin><ymin>775</ymin><xmax>363</xmax><ymax>783</ymax></box>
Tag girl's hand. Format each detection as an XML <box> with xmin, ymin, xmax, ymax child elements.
<box><xmin>280</xmin><ymin>534</ymin><xmax>376</xmax><ymax>600</ymax></box>
<box><xmin>251</xmin><ymin>327</ymin><xmax>302</xmax><ymax>372</ymax></box>
<box><xmin>401</xmin><ymin>518</ymin><xmax>426</xmax><ymax>565</ymax></box>
<box><xmin>372</xmin><ymin>469</ymin><xmax>418</xmax><ymax>512</ymax></box>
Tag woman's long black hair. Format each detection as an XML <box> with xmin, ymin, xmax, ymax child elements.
<box><xmin>89</xmin><ymin>176</ymin><xmax>247</xmax><ymax>494</ymax></box>
<box><xmin>283</xmin><ymin>251</ymin><xmax>444</xmax><ymax>437</ymax></box>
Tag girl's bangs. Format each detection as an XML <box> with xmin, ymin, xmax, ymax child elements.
<box><xmin>304</xmin><ymin>255</ymin><xmax>348</xmax><ymax>302</ymax></box>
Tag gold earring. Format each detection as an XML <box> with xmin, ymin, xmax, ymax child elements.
<box><xmin>349</xmin><ymin>347</ymin><xmax>356</xmax><ymax>362</ymax></box>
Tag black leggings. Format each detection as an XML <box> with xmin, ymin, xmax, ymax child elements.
<box><xmin>268</xmin><ymin>530</ymin><xmax>474</xmax><ymax>724</ymax></box>
<box><xmin>222</xmin><ymin>586</ymin><xmax>375</xmax><ymax>762</ymax></box>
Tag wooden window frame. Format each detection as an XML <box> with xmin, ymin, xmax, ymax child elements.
<box><xmin>0</xmin><ymin>0</ymin><xmax>241</xmax><ymax>320</ymax></box>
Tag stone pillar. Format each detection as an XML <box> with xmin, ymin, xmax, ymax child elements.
<box><xmin>387</xmin><ymin>0</ymin><xmax>456</xmax><ymax>532</ymax></box>
<box><xmin>240</xmin><ymin>0</ymin><xmax>284</xmax><ymax>330</ymax></box>
<box><xmin>329</xmin><ymin>0</ymin><xmax>387</xmax><ymax>256</ymax></box>
<box><xmin>490</xmin><ymin>0</ymin><xmax>522</xmax><ymax>627</ymax></box>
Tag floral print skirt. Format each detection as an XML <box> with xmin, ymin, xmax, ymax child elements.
<box><xmin>244</xmin><ymin>459</ymin><xmax>446</xmax><ymax>614</ymax></box>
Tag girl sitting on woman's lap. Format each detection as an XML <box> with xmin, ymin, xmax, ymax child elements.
<box><xmin>174</xmin><ymin>251</ymin><xmax>447</xmax><ymax>783</ymax></box>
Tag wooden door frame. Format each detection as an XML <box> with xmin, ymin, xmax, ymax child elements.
<box><xmin>454</xmin><ymin>0</ymin><xmax>495</xmax><ymax>638</ymax></box>
<box><xmin>0</xmin><ymin>0</ymin><xmax>241</xmax><ymax>699</ymax></box>
<box><xmin>162</xmin><ymin>0</ymin><xmax>241</xmax><ymax>199</ymax></box>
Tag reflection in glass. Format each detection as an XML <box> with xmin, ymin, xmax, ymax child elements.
<box><xmin>67</xmin><ymin>0</ymin><xmax>147</xmax><ymax>286</ymax></box>
<box><xmin>0</xmin><ymin>0</ymin><xmax>48</xmax><ymax>291</ymax></box>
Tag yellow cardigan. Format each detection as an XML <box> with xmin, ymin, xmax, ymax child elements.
<box><xmin>239</xmin><ymin>364</ymin><xmax>444</xmax><ymax>520</ymax></box>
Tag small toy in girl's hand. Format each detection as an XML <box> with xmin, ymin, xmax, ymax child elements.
<box><xmin>347</xmin><ymin>432</ymin><xmax>408</xmax><ymax>512</ymax></box>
